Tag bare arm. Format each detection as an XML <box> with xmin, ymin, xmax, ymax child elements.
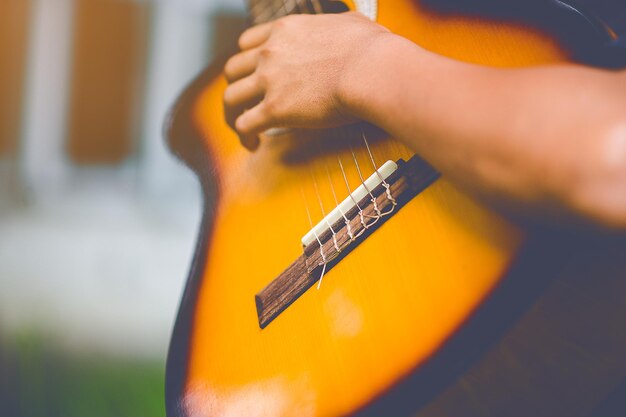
<box><xmin>343</xmin><ymin>34</ymin><xmax>626</xmax><ymax>229</ymax></box>
<box><xmin>223</xmin><ymin>13</ymin><xmax>626</xmax><ymax>230</ymax></box>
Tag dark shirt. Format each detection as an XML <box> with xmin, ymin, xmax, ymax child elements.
<box><xmin>566</xmin><ymin>0</ymin><xmax>626</xmax><ymax>67</ymax></box>
<box><xmin>605</xmin><ymin>37</ymin><xmax>626</xmax><ymax>67</ymax></box>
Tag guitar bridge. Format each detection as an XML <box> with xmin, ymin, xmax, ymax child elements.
<box><xmin>255</xmin><ymin>156</ymin><xmax>440</xmax><ymax>328</ymax></box>
<box><xmin>301</xmin><ymin>160</ymin><xmax>399</xmax><ymax>251</ymax></box>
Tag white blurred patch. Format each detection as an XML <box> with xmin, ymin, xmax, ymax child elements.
<box><xmin>325</xmin><ymin>289</ymin><xmax>363</xmax><ymax>338</ymax></box>
<box><xmin>354</xmin><ymin>0</ymin><xmax>378</xmax><ymax>20</ymax></box>
<box><xmin>0</xmin><ymin>174</ymin><xmax>201</xmax><ymax>359</ymax></box>
<box><xmin>184</xmin><ymin>377</ymin><xmax>316</xmax><ymax>417</ymax></box>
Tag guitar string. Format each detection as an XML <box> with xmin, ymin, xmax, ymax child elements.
<box><xmin>307</xmin><ymin>168</ymin><xmax>335</xmax><ymax>289</ymax></box>
<box><xmin>254</xmin><ymin>0</ymin><xmax>288</xmax><ymax>24</ymax></box>
<box><xmin>312</xmin><ymin>132</ymin><xmax>391</xmax><ymax>264</ymax></box>
<box><xmin>300</xmin><ymin>186</ymin><xmax>326</xmax><ymax>273</ymax></box>
<box><xmin>250</xmin><ymin>0</ymin><xmax>275</xmax><ymax>25</ymax></box>
<box><xmin>251</xmin><ymin>0</ymin><xmax>304</xmax><ymax>24</ymax></box>
<box><xmin>309</xmin><ymin>0</ymin><xmax>324</xmax><ymax>14</ymax></box>
<box><xmin>251</xmin><ymin>0</ymin><xmax>326</xmax><ymax>24</ymax></box>
<box><xmin>310</xmin><ymin>167</ymin><xmax>335</xmax><ymax>289</ymax></box>
<box><xmin>338</xmin><ymin>154</ymin><xmax>369</xmax><ymax>230</ymax></box>
<box><xmin>247</xmin><ymin>0</ymin><xmax>268</xmax><ymax>21</ymax></box>
<box><xmin>302</xmin><ymin>118</ymin><xmax>383</xmax><ymax>286</ymax></box>
<box><xmin>282</xmin><ymin>0</ymin><xmax>301</xmax><ymax>18</ymax></box>
<box><xmin>362</xmin><ymin>130</ymin><xmax>397</xmax><ymax>213</ymax></box>
<box><xmin>325</xmin><ymin>161</ymin><xmax>354</xmax><ymax>240</ymax></box>
<box><xmin>307</xmin><ymin>131</ymin><xmax>344</xmax><ymax>290</ymax></box>
<box><xmin>342</xmin><ymin>126</ymin><xmax>381</xmax><ymax>222</ymax></box>
<box><xmin>316</xmin><ymin>126</ymin><xmax>376</xmax><ymax>254</ymax></box>
<box><xmin>311</xmin><ymin>166</ymin><xmax>341</xmax><ymax>253</ymax></box>
<box><xmin>247</xmin><ymin>0</ymin><xmax>395</xmax><ymax>283</ymax></box>
<box><xmin>293</xmin><ymin>0</ymin><xmax>306</xmax><ymax>14</ymax></box>
<box><xmin>311</xmin><ymin>0</ymin><xmax>362</xmax><ymax>284</ymax></box>
<box><xmin>250</xmin><ymin>0</ymin><xmax>384</xmax><ymax>220</ymax></box>
<box><xmin>254</xmin><ymin>0</ymin><xmax>331</xmax><ymax>289</ymax></box>
<box><xmin>280</xmin><ymin>0</ymin><xmax>290</xmax><ymax>18</ymax></box>
<box><xmin>350</xmin><ymin>141</ymin><xmax>383</xmax><ymax>219</ymax></box>
<box><xmin>305</xmin><ymin>123</ymin><xmax>373</xmax><ymax>290</ymax></box>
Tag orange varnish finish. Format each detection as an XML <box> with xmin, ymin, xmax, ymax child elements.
<box><xmin>182</xmin><ymin>1</ymin><xmax>567</xmax><ymax>416</ymax></box>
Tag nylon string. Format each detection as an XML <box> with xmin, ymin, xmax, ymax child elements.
<box><xmin>245</xmin><ymin>0</ymin><xmax>399</xmax><ymax>290</ymax></box>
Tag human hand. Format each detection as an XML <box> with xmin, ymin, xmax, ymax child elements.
<box><xmin>223</xmin><ymin>12</ymin><xmax>392</xmax><ymax>150</ymax></box>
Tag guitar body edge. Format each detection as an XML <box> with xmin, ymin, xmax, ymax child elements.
<box><xmin>164</xmin><ymin>2</ymin><xmax>626</xmax><ymax>417</ymax></box>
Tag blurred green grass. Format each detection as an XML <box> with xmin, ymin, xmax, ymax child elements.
<box><xmin>1</xmin><ymin>332</ymin><xmax>166</xmax><ymax>417</ymax></box>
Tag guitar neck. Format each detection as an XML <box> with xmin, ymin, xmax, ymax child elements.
<box><xmin>248</xmin><ymin>0</ymin><xmax>324</xmax><ymax>24</ymax></box>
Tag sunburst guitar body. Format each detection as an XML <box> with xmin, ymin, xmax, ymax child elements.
<box><xmin>165</xmin><ymin>1</ymin><xmax>626</xmax><ymax>416</ymax></box>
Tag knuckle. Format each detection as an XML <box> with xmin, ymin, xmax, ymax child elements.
<box><xmin>263</xmin><ymin>96</ymin><xmax>280</xmax><ymax>117</ymax></box>
<box><xmin>259</xmin><ymin>45</ymin><xmax>275</xmax><ymax>59</ymax></box>
<box><xmin>273</xmin><ymin>18</ymin><xmax>287</xmax><ymax>29</ymax></box>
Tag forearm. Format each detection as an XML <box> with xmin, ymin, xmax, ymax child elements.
<box><xmin>340</xmin><ymin>34</ymin><xmax>626</xmax><ymax>229</ymax></box>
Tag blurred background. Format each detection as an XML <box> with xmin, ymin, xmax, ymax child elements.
<box><xmin>0</xmin><ymin>0</ymin><xmax>246</xmax><ymax>415</ymax></box>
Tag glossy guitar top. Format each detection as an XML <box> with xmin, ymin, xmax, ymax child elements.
<box><xmin>164</xmin><ymin>1</ymin><xmax>626</xmax><ymax>416</ymax></box>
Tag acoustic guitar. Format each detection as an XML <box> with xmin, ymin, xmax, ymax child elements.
<box><xmin>164</xmin><ymin>1</ymin><xmax>626</xmax><ymax>416</ymax></box>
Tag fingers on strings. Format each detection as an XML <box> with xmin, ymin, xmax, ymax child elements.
<box><xmin>224</xmin><ymin>73</ymin><xmax>264</xmax><ymax>121</ymax></box>
<box><xmin>238</xmin><ymin>22</ymin><xmax>273</xmax><ymax>50</ymax></box>
<box><xmin>224</xmin><ymin>22</ymin><xmax>276</xmax><ymax>150</ymax></box>
<box><xmin>223</xmin><ymin>75</ymin><xmax>276</xmax><ymax>151</ymax></box>
<box><xmin>224</xmin><ymin>48</ymin><xmax>260</xmax><ymax>83</ymax></box>
<box><xmin>236</xmin><ymin>103</ymin><xmax>276</xmax><ymax>151</ymax></box>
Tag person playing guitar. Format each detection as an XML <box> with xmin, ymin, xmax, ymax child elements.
<box><xmin>165</xmin><ymin>1</ymin><xmax>626</xmax><ymax>416</ymax></box>
<box><xmin>223</xmin><ymin>11</ymin><xmax>626</xmax><ymax>230</ymax></box>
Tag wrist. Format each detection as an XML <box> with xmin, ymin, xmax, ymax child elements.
<box><xmin>336</xmin><ymin>33</ymin><xmax>423</xmax><ymax>125</ymax></box>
